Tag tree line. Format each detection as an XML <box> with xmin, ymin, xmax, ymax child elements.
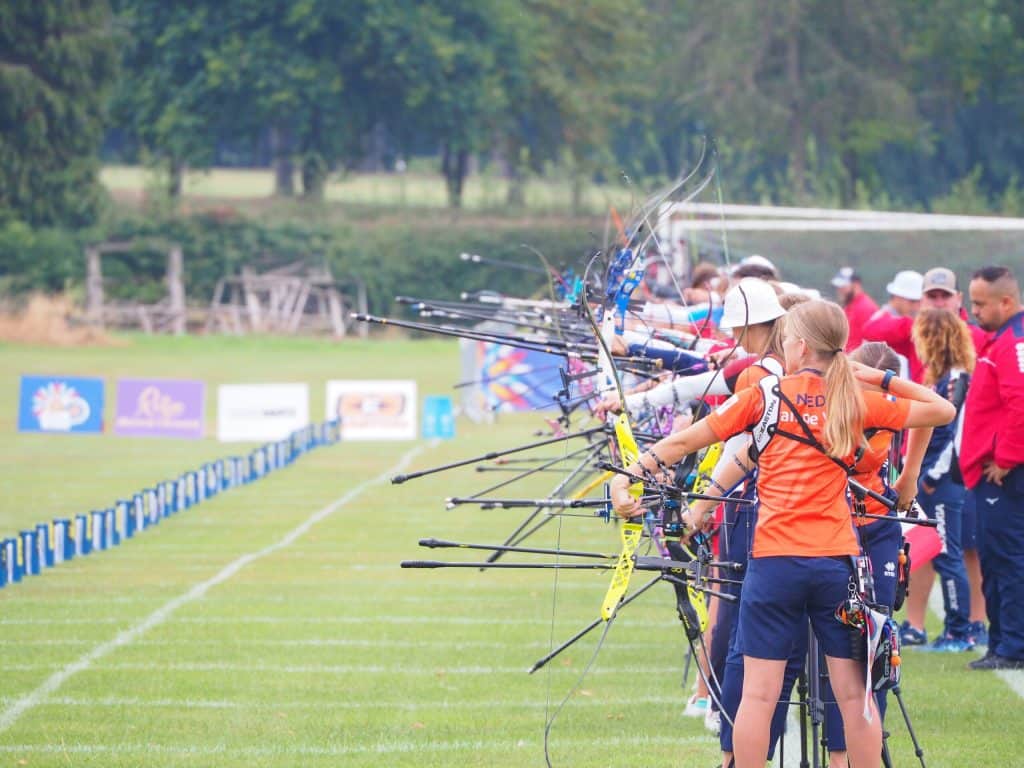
<box><xmin>3</xmin><ymin>0</ymin><xmax>1024</xmax><ymax>230</ymax></box>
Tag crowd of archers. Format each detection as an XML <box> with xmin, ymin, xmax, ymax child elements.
<box><xmin>387</xmin><ymin>242</ymin><xmax>1024</xmax><ymax>768</ymax></box>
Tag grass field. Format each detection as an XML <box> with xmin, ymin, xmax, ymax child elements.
<box><xmin>1</xmin><ymin>335</ymin><xmax>1022</xmax><ymax>767</ymax></box>
<box><xmin>100</xmin><ymin>165</ymin><xmax>633</xmax><ymax>216</ymax></box>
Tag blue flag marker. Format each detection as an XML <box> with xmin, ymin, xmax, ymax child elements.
<box><xmin>21</xmin><ymin>530</ymin><xmax>38</xmax><ymax>576</ymax></box>
<box><xmin>423</xmin><ymin>396</ymin><xmax>456</xmax><ymax>439</ymax></box>
<box><xmin>35</xmin><ymin>523</ymin><xmax>52</xmax><ymax>568</ymax></box>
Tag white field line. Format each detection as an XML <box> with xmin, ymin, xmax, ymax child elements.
<box><xmin>0</xmin><ymin>614</ymin><xmax>676</xmax><ymax>627</ymax></box>
<box><xmin>0</xmin><ymin>442</ymin><xmax>432</xmax><ymax>735</ymax></box>
<box><xmin>0</xmin><ymin>586</ymin><xmax>606</xmax><ymax>607</ymax></box>
<box><xmin>0</xmin><ymin>693</ymin><xmax>689</xmax><ymax>711</ymax></box>
<box><xmin>0</xmin><ymin>661</ymin><xmax>697</xmax><ymax>676</ymax></box>
<box><xmin>0</xmin><ymin>637</ymin><xmax>670</xmax><ymax>651</ymax></box>
<box><xmin>0</xmin><ymin>734</ymin><xmax>710</xmax><ymax>758</ymax></box>
<box><xmin>927</xmin><ymin>581</ymin><xmax>1024</xmax><ymax>698</ymax></box>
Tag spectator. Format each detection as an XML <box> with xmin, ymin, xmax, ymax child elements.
<box><xmin>919</xmin><ymin>267</ymin><xmax>989</xmax><ymax>352</ymax></box>
<box><xmin>831</xmin><ymin>267</ymin><xmax>879</xmax><ymax>351</ymax></box>
<box><xmin>898</xmin><ymin>309</ymin><xmax>977</xmax><ymax>651</ymax></box>
<box><xmin>961</xmin><ymin>266</ymin><xmax>1024</xmax><ymax>670</ymax></box>
<box><xmin>919</xmin><ymin>267</ymin><xmax>991</xmax><ymax>638</ymax></box>
<box><xmin>860</xmin><ymin>269</ymin><xmax>925</xmax><ymax>381</ymax></box>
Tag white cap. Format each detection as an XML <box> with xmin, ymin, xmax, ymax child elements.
<box><xmin>777</xmin><ymin>281</ymin><xmax>802</xmax><ymax>295</ymax></box>
<box><xmin>741</xmin><ymin>254</ymin><xmax>777</xmax><ymax>273</ymax></box>
<box><xmin>886</xmin><ymin>270</ymin><xmax>924</xmax><ymax>300</ymax></box>
<box><xmin>719</xmin><ymin>278</ymin><xmax>786</xmax><ymax>330</ymax></box>
<box><xmin>831</xmin><ymin>267</ymin><xmax>855</xmax><ymax>288</ymax></box>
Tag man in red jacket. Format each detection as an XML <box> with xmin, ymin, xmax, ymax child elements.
<box><xmin>862</xmin><ymin>270</ymin><xmax>924</xmax><ymax>380</ymax></box>
<box><xmin>863</xmin><ymin>267</ymin><xmax>987</xmax><ymax>381</ymax></box>
<box><xmin>960</xmin><ymin>265</ymin><xmax>1024</xmax><ymax>670</ymax></box>
<box><xmin>831</xmin><ymin>267</ymin><xmax>878</xmax><ymax>351</ymax></box>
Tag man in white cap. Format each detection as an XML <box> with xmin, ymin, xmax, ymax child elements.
<box><xmin>831</xmin><ymin>267</ymin><xmax>878</xmax><ymax>351</ymax></box>
<box><xmin>862</xmin><ymin>269</ymin><xmax>925</xmax><ymax>381</ymax></box>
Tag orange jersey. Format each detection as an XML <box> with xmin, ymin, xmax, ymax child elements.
<box><xmin>705</xmin><ymin>371</ymin><xmax>911</xmax><ymax>557</ymax></box>
<box><xmin>850</xmin><ymin>428</ymin><xmax>897</xmax><ymax>525</ymax></box>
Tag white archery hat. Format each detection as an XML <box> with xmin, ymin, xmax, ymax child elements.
<box><xmin>886</xmin><ymin>270</ymin><xmax>924</xmax><ymax>300</ymax></box>
<box><xmin>719</xmin><ymin>278</ymin><xmax>786</xmax><ymax>330</ymax></box>
<box><xmin>741</xmin><ymin>254</ymin><xmax>777</xmax><ymax>273</ymax></box>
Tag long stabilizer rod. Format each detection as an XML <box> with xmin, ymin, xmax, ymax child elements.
<box><xmin>392</xmin><ymin>426</ymin><xmax>607</xmax><ymax>484</ymax></box>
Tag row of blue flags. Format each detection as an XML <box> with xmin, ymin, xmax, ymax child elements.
<box><xmin>0</xmin><ymin>420</ymin><xmax>342</xmax><ymax>589</ymax></box>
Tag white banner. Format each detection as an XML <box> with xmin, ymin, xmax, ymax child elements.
<box><xmin>326</xmin><ymin>380</ymin><xmax>417</xmax><ymax>441</ymax></box>
<box><xmin>217</xmin><ymin>383</ymin><xmax>310</xmax><ymax>442</ymax></box>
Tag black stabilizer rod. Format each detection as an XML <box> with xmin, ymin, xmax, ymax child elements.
<box><xmin>418</xmin><ymin>538</ymin><xmax>614</xmax><ymax>560</ymax></box>
<box><xmin>392</xmin><ymin>426</ymin><xmax>606</xmax><ymax>484</ymax></box>
<box><xmin>848</xmin><ymin>478</ymin><xmax>938</xmax><ymax>528</ymax></box>
<box><xmin>401</xmin><ymin>561</ymin><xmax>613</xmax><ymax>570</ymax></box>
<box><xmin>529</xmin><ymin>575</ymin><xmax>664</xmax><ymax>674</ymax></box>
<box><xmin>445</xmin><ymin>496</ymin><xmax>638</xmax><ymax>510</ymax></box>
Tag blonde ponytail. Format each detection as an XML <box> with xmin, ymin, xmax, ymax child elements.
<box><xmin>786</xmin><ymin>300</ymin><xmax>866</xmax><ymax>459</ymax></box>
<box><xmin>823</xmin><ymin>350</ymin><xmax>866</xmax><ymax>458</ymax></box>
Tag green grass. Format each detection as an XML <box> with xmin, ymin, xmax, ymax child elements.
<box><xmin>0</xmin><ymin>336</ymin><xmax>1022</xmax><ymax>766</ymax></box>
<box><xmin>100</xmin><ymin>165</ymin><xmax>634</xmax><ymax>216</ymax></box>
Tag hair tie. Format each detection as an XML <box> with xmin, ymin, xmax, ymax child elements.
<box><xmin>832</xmin><ymin>348</ymin><xmax>843</xmax><ymax>355</ymax></box>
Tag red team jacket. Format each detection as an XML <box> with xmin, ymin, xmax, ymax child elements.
<box><xmin>959</xmin><ymin>311</ymin><xmax>1024</xmax><ymax>489</ymax></box>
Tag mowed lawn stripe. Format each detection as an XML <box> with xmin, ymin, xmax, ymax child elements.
<box><xmin>0</xmin><ymin>441</ymin><xmax>431</xmax><ymax>735</ymax></box>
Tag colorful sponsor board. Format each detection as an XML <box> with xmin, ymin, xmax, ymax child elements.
<box><xmin>18</xmin><ymin>375</ymin><xmax>105</xmax><ymax>434</ymax></box>
<box><xmin>114</xmin><ymin>379</ymin><xmax>205</xmax><ymax>439</ymax></box>
<box><xmin>326</xmin><ymin>380</ymin><xmax>417</xmax><ymax>440</ymax></box>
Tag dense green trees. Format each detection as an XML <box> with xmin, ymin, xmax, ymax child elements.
<box><xmin>0</xmin><ymin>1</ymin><xmax>118</xmax><ymax>227</ymax></box>
<box><xmin>5</xmin><ymin>0</ymin><xmax>1024</xmax><ymax>225</ymax></box>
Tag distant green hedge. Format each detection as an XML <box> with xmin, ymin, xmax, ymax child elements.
<box><xmin>0</xmin><ymin>213</ymin><xmax>597</xmax><ymax>315</ymax></box>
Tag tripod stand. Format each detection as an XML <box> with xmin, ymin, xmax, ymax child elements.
<box><xmin>778</xmin><ymin>624</ymin><xmax>928</xmax><ymax>768</ymax></box>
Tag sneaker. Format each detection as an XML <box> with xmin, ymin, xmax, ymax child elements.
<box><xmin>968</xmin><ymin>653</ymin><xmax>1024</xmax><ymax>671</ymax></box>
<box><xmin>920</xmin><ymin>632</ymin><xmax>976</xmax><ymax>652</ymax></box>
<box><xmin>704</xmin><ymin>706</ymin><xmax>721</xmax><ymax>735</ymax></box>
<box><xmin>969</xmin><ymin>621</ymin><xmax>989</xmax><ymax>647</ymax></box>
<box><xmin>683</xmin><ymin>693</ymin><xmax>709</xmax><ymax>717</ymax></box>
<box><xmin>899</xmin><ymin>621</ymin><xmax>927</xmax><ymax>646</ymax></box>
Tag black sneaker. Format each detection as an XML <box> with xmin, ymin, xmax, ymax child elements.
<box><xmin>967</xmin><ymin>653</ymin><xmax>1024</xmax><ymax>670</ymax></box>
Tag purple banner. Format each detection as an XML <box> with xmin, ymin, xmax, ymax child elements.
<box><xmin>114</xmin><ymin>379</ymin><xmax>205</xmax><ymax>439</ymax></box>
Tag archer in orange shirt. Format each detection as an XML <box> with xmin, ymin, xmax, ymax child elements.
<box><xmin>611</xmin><ymin>300</ymin><xmax>954</xmax><ymax>768</ymax></box>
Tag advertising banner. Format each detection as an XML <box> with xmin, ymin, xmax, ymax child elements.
<box><xmin>18</xmin><ymin>375</ymin><xmax>104</xmax><ymax>434</ymax></box>
<box><xmin>465</xmin><ymin>343</ymin><xmax>563</xmax><ymax>414</ymax></box>
<box><xmin>114</xmin><ymin>379</ymin><xmax>205</xmax><ymax>439</ymax></box>
<box><xmin>326</xmin><ymin>380</ymin><xmax>417</xmax><ymax>440</ymax></box>
<box><xmin>217</xmin><ymin>383</ymin><xmax>309</xmax><ymax>442</ymax></box>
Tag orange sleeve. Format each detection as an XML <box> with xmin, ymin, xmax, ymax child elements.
<box><xmin>705</xmin><ymin>385</ymin><xmax>762</xmax><ymax>442</ymax></box>
<box><xmin>733</xmin><ymin>365</ymin><xmax>767</xmax><ymax>393</ymax></box>
<box><xmin>863</xmin><ymin>391</ymin><xmax>911</xmax><ymax>431</ymax></box>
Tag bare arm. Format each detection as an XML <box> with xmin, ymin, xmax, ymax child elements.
<box><xmin>891</xmin><ymin>426</ymin><xmax>932</xmax><ymax>510</ymax></box>
<box><xmin>610</xmin><ymin>420</ymin><xmax>720</xmax><ymax>518</ymax></box>
<box><xmin>850</xmin><ymin>362</ymin><xmax>955</xmax><ymax>427</ymax></box>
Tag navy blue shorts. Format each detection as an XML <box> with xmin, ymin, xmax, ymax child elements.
<box><xmin>961</xmin><ymin>488</ymin><xmax>978</xmax><ymax>551</ymax></box>
<box><xmin>737</xmin><ymin>556</ymin><xmax>859</xmax><ymax>660</ymax></box>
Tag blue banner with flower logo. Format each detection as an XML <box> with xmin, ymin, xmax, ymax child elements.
<box><xmin>18</xmin><ymin>375</ymin><xmax>105</xmax><ymax>434</ymax></box>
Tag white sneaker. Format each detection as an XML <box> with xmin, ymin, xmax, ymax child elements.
<box><xmin>704</xmin><ymin>706</ymin><xmax>721</xmax><ymax>735</ymax></box>
<box><xmin>683</xmin><ymin>692</ymin><xmax>709</xmax><ymax>717</ymax></box>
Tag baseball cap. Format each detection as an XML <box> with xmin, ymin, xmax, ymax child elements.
<box><xmin>922</xmin><ymin>267</ymin><xmax>957</xmax><ymax>295</ymax></box>
<box><xmin>886</xmin><ymin>270</ymin><xmax>924</xmax><ymax>300</ymax></box>
<box><xmin>719</xmin><ymin>278</ymin><xmax>786</xmax><ymax>330</ymax></box>
<box><xmin>831</xmin><ymin>267</ymin><xmax>858</xmax><ymax>288</ymax></box>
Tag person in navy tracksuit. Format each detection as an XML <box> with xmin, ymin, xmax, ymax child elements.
<box><xmin>911</xmin><ymin>309</ymin><xmax>976</xmax><ymax>651</ymax></box>
<box><xmin>960</xmin><ymin>266</ymin><xmax>1024</xmax><ymax>670</ymax></box>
